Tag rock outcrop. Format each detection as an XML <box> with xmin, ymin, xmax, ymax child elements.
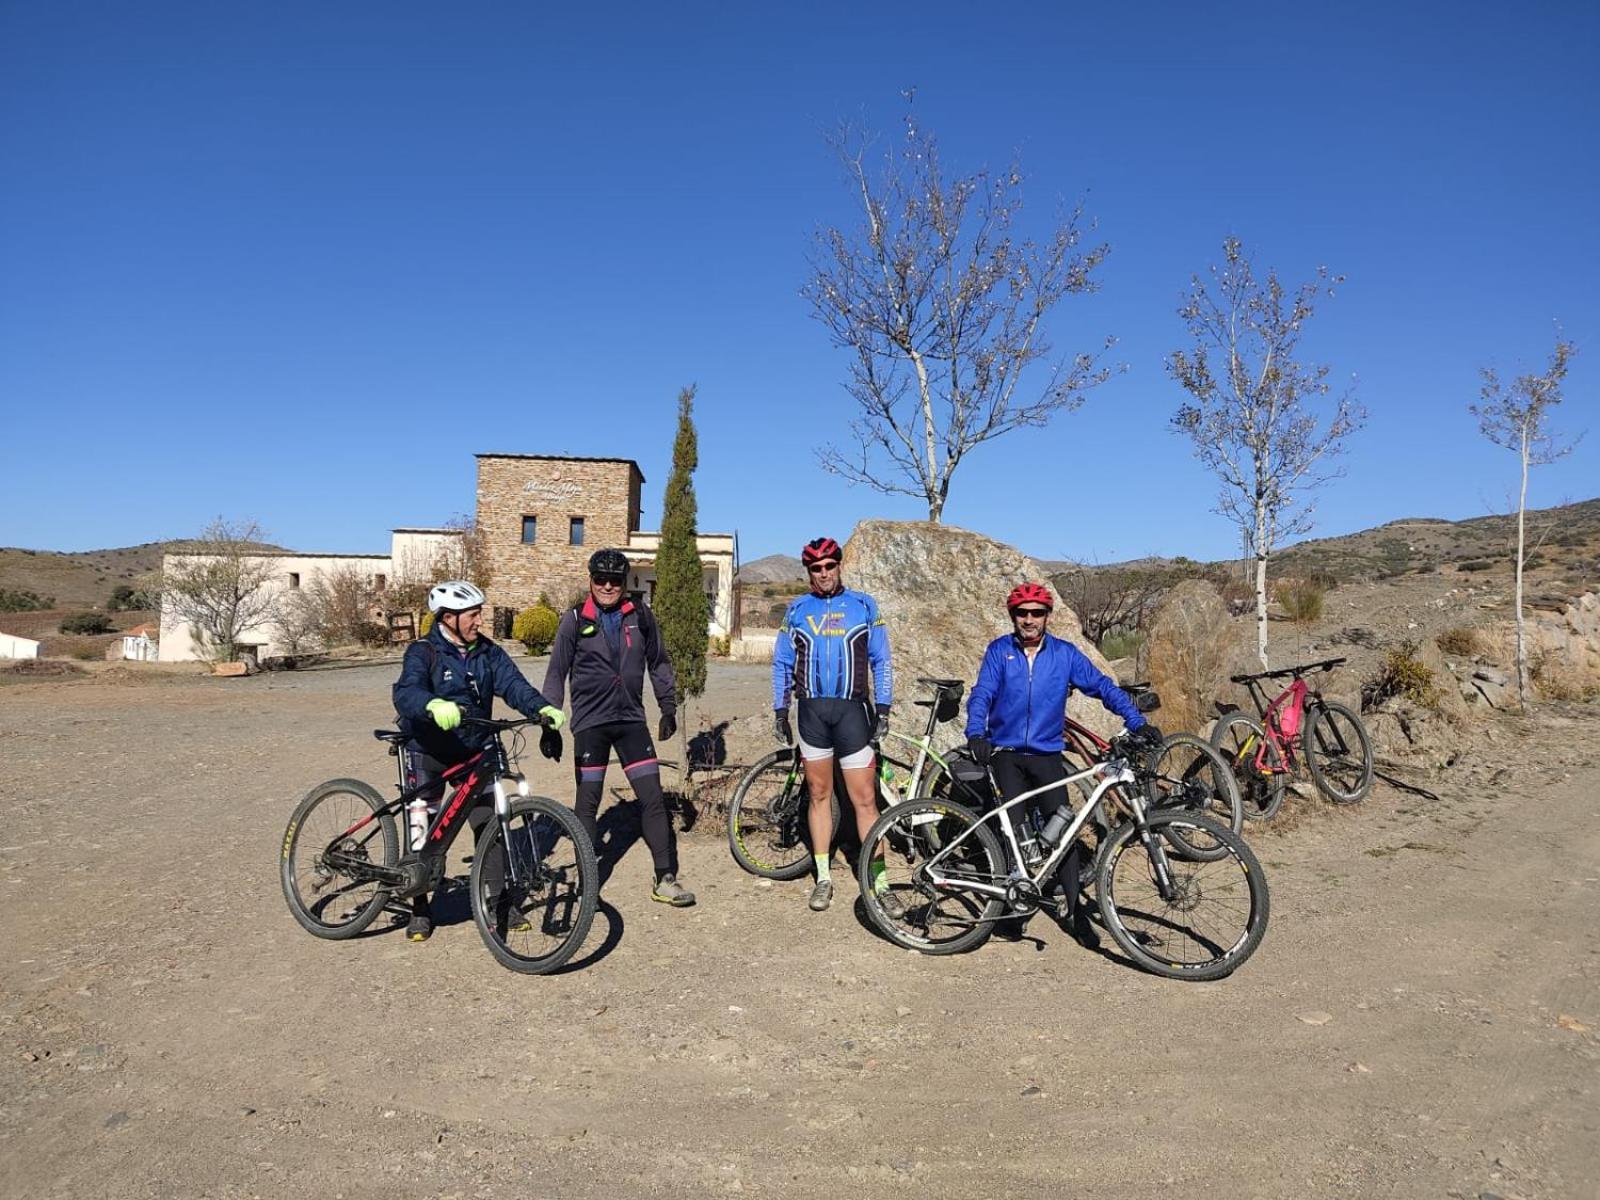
<box><xmin>1139</xmin><ymin>580</ymin><xmax>1232</xmax><ymax>736</ymax></box>
<box><xmin>843</xmin><ymin>520</ymin><xmax>1126</xmax><ymax>742</ymax></box>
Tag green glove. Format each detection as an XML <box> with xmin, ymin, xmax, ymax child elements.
<box><xmin>539</xmin><ymin>705</ymin><xmax>566</xmax><ymax>730</ymax></box>
<box><xmin>426</xmin><ymin>698</ymin><xmax>462</xmax><ymax>731</ymax></box>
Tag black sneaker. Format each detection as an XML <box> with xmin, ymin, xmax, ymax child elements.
<box><xmin>1069</xmin><ymin>909</ymin><xmax>1101</xmax><ymax>952</ymax></box>
<box><xmin>406</xmin><ymin>912</ymin><xmax>434</xmax><ymax>942</ymax></box>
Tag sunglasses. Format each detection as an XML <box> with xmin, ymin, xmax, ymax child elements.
<box><xmin>807</xmin><ymin>560</ymin><xmax>840</xmax><ymax>574</ymax></box>
<box><xmin>591</xmin><ymin>575</ymin><xmax>626</xmax><ymax>588</ymax></box>
<box><xmin>1012</xmin><ymin>607</ymin><xmax>1050</xmax><ymax>618</ymax></box>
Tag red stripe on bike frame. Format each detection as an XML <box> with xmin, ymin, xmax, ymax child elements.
<box><xmin>430</xmin><ymin>770</ymin><xmax>481</xmax><ymax>842</ymax></box>
<box><xmin>340</xmin><ymin>811</ymin><xmax>379</xmax><ymax>839</ymax></box>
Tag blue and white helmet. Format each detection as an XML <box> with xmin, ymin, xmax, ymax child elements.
<box><xmin>427</xmin><ymin>580</ymin><xmax>486</xmax><ymax>614</ymax></box>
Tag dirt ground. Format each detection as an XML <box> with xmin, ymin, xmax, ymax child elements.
<box><xmin>2</xmin><ymin>658</ymin><xmax>1597</xmax><ymax>1200</ymax></box>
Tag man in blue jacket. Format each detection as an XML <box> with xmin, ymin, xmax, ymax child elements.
<box><xmin>966</xmin><ymin>582</ymin><xmax>1160</xmax><ymax>946</ymax></box>
<box><xmin>392</xmin><ymin>580</ymin><xmax>565</xmax><ymax>942</ymax></box>
<box><xmin>772</xmin><ymin>536</ymin><xmax>895</xmax><ymax>913</ymax></box>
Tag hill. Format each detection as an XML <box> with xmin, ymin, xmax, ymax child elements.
<box><xmin>738</xmin><ymin>554</ymin><xmax>804</xmax><ymax>585</ymax></box>
<box><xmin>0</xmin><ymin>539</ymin><xmax>282</xmax><ymax>610</ymax></box>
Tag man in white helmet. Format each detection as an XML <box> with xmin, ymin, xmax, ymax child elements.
<box><xmin>391</xmin><ymin>580</ymin><xmax>566</xmax><ymax>942</ymax></box>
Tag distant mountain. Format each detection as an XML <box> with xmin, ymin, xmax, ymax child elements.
<box><xmin>0</xmin><ymin>539</ymin><xmax>283</xmax><ymax>608</ymax></box>
<box><xmin>739</xmin><ymin>554</ymin><xmax>805</xmax><ymax>585</ymax></box>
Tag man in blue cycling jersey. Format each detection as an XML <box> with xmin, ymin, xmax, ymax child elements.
<box><xmin>966</xmin><ymin>582</ymin><xmax>1161</xmax><ymax>947</ymax></box>
<box><xmin>772</xmin><ymin>536</ymin><xmax>896</xmax><ymax>913</ymax></box>
<box><xmin>392</xmin><ymin>580</ymin><xmax>565</xmax><ymax>942</ymax></box>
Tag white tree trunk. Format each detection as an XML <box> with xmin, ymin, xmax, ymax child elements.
<box><xmin>1254</xmin><ymin>504</ymin><xmax>1270</xmax><ymax>670</ymax></box>
<box><xmin>1514</xmin><ymin>435</ymin><xmax>1531</xmax><ymax>713</ymax></box>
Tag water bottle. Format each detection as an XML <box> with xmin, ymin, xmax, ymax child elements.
<box><xmin>1038</xmin><ymin>807</ymin><xmax>1072</xmax><ymax>848</ymax></box>
<box><xmin>407</xmin><ymin>798</ymin><xmax>430</xmax><ymax>852</ymax></box>
<box><xmin>1015</xmin><ymin>814</ymin><xmax>1044</xmax><ymax>867</ymax></box>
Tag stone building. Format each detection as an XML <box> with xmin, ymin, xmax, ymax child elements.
<box><xmin>157</xmin><ymin>454</ymin><xmax>737</xmax><ymax>662</ymax></box>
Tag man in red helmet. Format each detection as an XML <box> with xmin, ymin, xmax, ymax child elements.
<box><xmin>771</xmin><ymin>536</ymin><xmax>895</xmax><ymax>913</ymax></box>
<box><xmin>965</xmin><ymin>582</ymin><xmax>1160</xmax><ymax>946</ymax></box>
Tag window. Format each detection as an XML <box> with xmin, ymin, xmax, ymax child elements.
<box><xmin>521</xmin><ymin>515</ymin><xmax>537</xmax><ymax>544</ymax></box>
<box><xmin>569</xmin><ymin>516</ymin><xmax>585</xmax><ymax>546</ymax></box>
<box><xmin>373</xmin><ymin>573</ymin><xmax>387</xmax><ymax>591</ymax></box>
<box><xmin>287</xmin><ymin>572</ymin><xmax>300</xmax><ymax>589</ymax></box>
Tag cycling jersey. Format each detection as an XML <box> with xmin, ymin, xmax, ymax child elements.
<box><xmin>772</xmin><ymin>587</ymin><xmax>892</xmax><ymax>710</ymax></box>
<box><xmin>965</xmin><ymin>632</ymin><xmax>1144</xmax><ymax>754</ymax></box>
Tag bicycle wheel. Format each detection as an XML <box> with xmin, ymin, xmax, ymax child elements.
<box><xmin>280</xmin><ymin>778</ymin><xmax>398</xmax><ymax>940</ymax></box>
<box><xmin>1095</xmin><ymin>812</ymin><xmax>1269</xmax><ymax>981</ymax></box>
<box><xmin>1143</xmin><ymin>733</ymin><xmax>1244</xmax><ymax>860</ymax></box>
<box><xmin>856</xmin><ymin>798</ymin><xmax>1007</xmax><ymax>956</ymax></box>
<box><xmin>727</xmin><ymin>749</ymin><xmax>839</xmax><ymax>880</ymax></box>
<box><xmin>471</xmin><ymin>797</ymin><xmax>598</xmax><ymax>975</ymax></box>
<box><xmin>1210</xmin><ymin>713</ymin><xmax>1288</xmax><ymax>822</ymax></box>
<box><xmin>1304</xmin><ymin>701</ymin><xmax>1374</xmax><ymax>804</ymax></box>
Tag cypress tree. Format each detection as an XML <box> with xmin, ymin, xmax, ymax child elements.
<box><xmin>655</xmin><ymin>385</ymin><xmax>709</xmax><ymax>710</ymax></box>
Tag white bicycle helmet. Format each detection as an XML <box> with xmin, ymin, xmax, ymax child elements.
<box><xmin>427</xmin><ymin>580</ymin><xmax>486</xmax><ymax>614</ymax></box>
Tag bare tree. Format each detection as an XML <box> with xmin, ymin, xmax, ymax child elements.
<box><xmin>306</xmin><ymin>564</ymin><xmax>386</xmax><ymax>647</ymax></box>
<box><xmin>162</xmin><ymin>518</ymin><xmax>281</xmax><ymax>662</ymax></box>
<box><xmin>1168</xmin><ymin>237</ymin><xmax>1365</xmax><ymax>668</ymax></box>
<box><xmin>1053</xmin><ymin>563</ymin><xmax>1179</xmax><ymax>647</ymax></box>
<box><xmin>804</xmin><ymin>106</ymin><xmax>1117</xmax><ymax>520</ymax></box>
<box><xmin>1470</xmin><ymin>336</ymin><xmax>1580</xmax><ymax>711</ymax></box>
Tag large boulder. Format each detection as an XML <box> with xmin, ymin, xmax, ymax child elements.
<box><xmin>843</xmin><ymin>520</ymin><xmax>1125</xmax><ymax>742</ymax></box>
<box><xmin>1139</xmin><ymin>579</ymin><xmax>1232</xmax><ymax>736</ymax></box>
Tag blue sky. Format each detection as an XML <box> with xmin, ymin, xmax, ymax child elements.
<box><xmin>2</xmin><ymin>1</ymin><xmax>1595</xmax><ymax>564</ymax></box>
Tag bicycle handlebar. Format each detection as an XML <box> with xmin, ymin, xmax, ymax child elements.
<box><xmin>461</xmin><ymin>715</ymin><xmax>558</xmax><ymax>731</ymax></box>
<box><xmin>1229</xmin><ymin>656</ymin><xmax>1346</xmax><ymax>685</ymax></box>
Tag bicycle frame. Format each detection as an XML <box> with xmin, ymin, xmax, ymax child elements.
<box><xmin>1230</xmin><ymin>657</ymin><xmax>1343</xmax><ymax>776</ymax></box>
<box><xmin>920</xmin><ymin>758</ymin><xmax>1147</xmax><ymax>904</ymax></box>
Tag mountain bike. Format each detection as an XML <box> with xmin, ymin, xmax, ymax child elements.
<box><xmin>1210</xmin><ymin>657</ymin><xmax>1374</xmax><ymax>818</ymax></box>
<box><xmin>280</xmin><ymin>717</ymin><xmax>598</xmax><ymax>975</ymax></box>
<box><xmin>855</xmin><ymin>742</ymin><xmax>1269</xmax><ymax>980</ymax></box>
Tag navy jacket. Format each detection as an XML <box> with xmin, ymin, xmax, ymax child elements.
<box><xmin>965</xmin><ymin>632</ymin><xmax>1145</xmax><ymax>754</ymax></box>
<box><xmin>542</xmin><ymin>596</ymin><xmax>677</xmax><ymax>733</ymax></box>
<box><xmin>393</xmin><ymin>626</ymin><xmax>552</xmax><ymax>751</ymax></box>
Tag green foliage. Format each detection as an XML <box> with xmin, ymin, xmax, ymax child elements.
<box><xmin>59</xmin><ymin>612</ymin><xmax>114</xmax><ymax>635</ymax></box>
<box><xmin>1098</xmin><ymin>629</ymin><xmax>1146</xmax><ymax>661</ymax></box>
<box><xmin>107</xmin><ymin>584</ymin><xmax>159</xmax><ymax>611</ymax></box>
<box><xmin>654</xmin><ymin>385</ymin><xmax>709</xmax><ymax>706</ymax></box>
<box><xmin>1275</xmin><ymin>578</ymin><xmax>1326</xmax><ymax>623</ymax></box>
<box><xmin>708</xmin><ymin>634</ymin><xmax>731</xmax><ymax>657</ymax></box>
<box><xmin>0</xmin><ymin>588</ymin><xmax>54</xmax><ymax>612</ymax></box>
<box><xmin>513</xmin><ymin>603</ymin><xmax>560</xmax><ymax>655</ymax></box>
<box><xmin>1435</xmin><ymin>627</ymin><xmax>1483</xmax><ymax>657</ymax></box>
<box><xmin>1364</xmin><ymin>641</ymin><xmax>1442</xmax><ymax>711</ymax></box>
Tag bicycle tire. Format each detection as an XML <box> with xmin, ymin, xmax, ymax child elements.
<box><xmin>470</xmin><ymin>797</ymin><xmax>598</xmax><ymax>975</ymax></box>
<box><xmin>856</xmin><ymin>797</ymin><xmax>1007</xmax><ymax>956</ymax></box>
<box><xmin>726</xmin><ymin>749</ymin><xmax>840</xmax><ymax>880</ymax></box>
<box><xmin>280</xmin><ymin>778</ymin><xmax>398</xmax><ymax>940</ymax></box>
<box><xmin>1304</xmin><ymin>701</ymin><xmax>1374</xmax><ymax>804</ymax></box>
<box><xmin>1144</xmin><ymin>733</ymin><xmax>1244</xmax><ymax>859</ymax></box>
<box><xmin>1210</xmin><ymin>713</ymin><xmax>1288</xmax><ymax>822</ymax></box>
<box><xmin>1095</xmin><ymin>811</ymin><xmax>1269</xmax><ymax>981</ymax></box>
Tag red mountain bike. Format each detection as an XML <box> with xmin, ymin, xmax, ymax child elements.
<box><xmin>1210</xmin><ymin>657</ymin><xmax>1374</xmax><ymax>819</ymax></box>
<box><xmin>279</xmin><ymin>716</ymin><xmax>597</xmax><ymax>974</ymax></box>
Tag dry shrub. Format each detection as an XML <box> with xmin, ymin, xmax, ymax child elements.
<box><xmin>1139</xmin><ymin>580</ymin><xmax>1232</xmax><ymax>734</ymax></box>
<box><xmin>1435</xmin><ymin>626</ymin><xmax>1483</xmax><ymax>657</ymax></box>
<box><xmin>1362</xmin><ymin>640</ymin><xmax>1442</xmax><ymax>712</ymax></box>
<box><xmin>1532</xmin><ymin>650</ymin><xmax>1600</xmax><ymax>702</ymax></box>
<box><xmin>1275</xmin><ymin>577</ymin><xmax>1326</xmax><ymax>624</ymax></box>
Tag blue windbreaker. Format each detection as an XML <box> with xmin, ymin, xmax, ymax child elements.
<box><xmin>965</xmin><ymin>632</ymin><xmax>1145</xmax><ymax>754</ymax></box>
<box><xmin>772</xmin><ymin>588</ymin><xmax>893</xmax><ymax>709</ymax></box>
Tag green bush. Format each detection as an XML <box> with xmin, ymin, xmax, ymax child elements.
<box><xmin>513</xmin><ymin>603</ymin><xmax>560</xmax><ymax>654</ymax></box>
<box><xmin>59</xmin><ymin>612</ymin><xmax>113</xmax><ymax>635</ymax></box>
<box><xmin>0</xmin><ymin>588</ymin><xmax>54</xmax><ymax>612</ymax></box>
<box><xmin>1276</xmin><ymin>578</ymin><xmax>1326</xmax><ymax>624</ymax></box>
<box><xmin>708</xmin><ymin>634</ymin><xmax>731</xmax><ymax>657</ymax></box>
<box><xmin>1363</xmin><ymin>641</ymin><xmax>1442</xmax><ymax>711</ymax></box>
<box><xmin>1098</xmin><ymin>629</ymin><xmax>1145</xmax><ymax>661</ymax></box>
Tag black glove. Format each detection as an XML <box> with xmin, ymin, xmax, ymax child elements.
<box><xmin>539</xmin><ymin>725</ymin><xmax>564</xmax><ymax>763</ymax></box>
<box><xmin>873</xmin><ymin>706</ymin><xmax>891</xmax><ymax>741</ymax></box>
<box><xmin>967</xmin><ymin>735</ymin><xmax>993</xmax><ymax>764</ymax></box>
<box><xmin>658</xmin><ymin>712</ymin><xmax>677</xmax><ymax>742</ymax></box>
<box><xmin>1130</xmin><ymin>722</ymin><xmax>1164</xmax><ymax>750</ymax></box>
<box><xmin>774</xmin><ymin>708</ymin><xmax>793</xmax><ymax>746</ymax></box>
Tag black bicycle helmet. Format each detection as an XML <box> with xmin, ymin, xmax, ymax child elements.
<box><xmin>587</xmin><ymin>548</ymin><xmax>629</xmax><ymax>578</ymax></box>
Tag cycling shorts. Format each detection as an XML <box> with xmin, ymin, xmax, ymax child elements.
<box><xmin>797</xmin><ymin>698</ymin><xmax>874</xmax><ymax>769</ymax></box>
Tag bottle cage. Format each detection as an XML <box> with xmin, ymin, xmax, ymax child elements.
<box><xmin>1264</xmin><ymin>679</ymin><xmax>1308</xmax><ymax>740</ymax></box>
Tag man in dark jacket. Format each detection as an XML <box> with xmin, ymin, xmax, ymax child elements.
<box><xmin>542</xmin><ymin>548</ymin><xmax>694</xmax><ymax>907</ymax></box>
<box><xmin>392</xmin><ymin>579</ymin><xmax>565</xmax><ymax>941</ymax></box>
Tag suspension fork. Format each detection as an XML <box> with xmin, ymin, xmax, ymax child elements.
<box><xmin>1125</xmin><ymin>792</ymin><xmax>1179</xmax><ymax>902</ymax></box>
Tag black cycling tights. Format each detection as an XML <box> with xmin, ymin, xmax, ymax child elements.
<box><xmin>990</xmin><ymin>750</ymin><xmax>1084</xmax><ymax>917</ymax></box>
<box><xmin>573</xmin><ymin>721</ymin><xmax>673</xmax><ymax>874</ymax></box>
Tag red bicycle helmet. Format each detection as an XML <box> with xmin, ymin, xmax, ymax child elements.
<box><xmin>1006</xmin><ymin>582</ymin><xmax>1054</xmax><ymax>612</ymax></box>
<box><xmin>801</xmin><ymin>537</ymin><xmax>842</xmax><ymax>565</ymax></box>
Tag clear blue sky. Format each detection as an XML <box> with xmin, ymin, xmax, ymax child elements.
<box><xmin>2</xmin><ymin>1</ymin><xmax>1596</xmax><ymax>564</ymax></box>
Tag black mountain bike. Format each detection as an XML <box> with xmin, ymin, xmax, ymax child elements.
<box><xmin>279</xmin><ymin>717</ymin><xmax>598</xmax><ymax>975</ymax></box>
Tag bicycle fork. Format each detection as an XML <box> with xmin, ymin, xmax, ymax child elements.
<box><xmin>1126</xmin><ymin>795</ymin><xmax>1180</xmax><ymax>903</ymax></box>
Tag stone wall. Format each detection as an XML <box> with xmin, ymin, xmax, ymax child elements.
<box><xmin>475</xmin><ymin>455</ymin><xmax>644</xmax><ymax>615</ymax></box>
